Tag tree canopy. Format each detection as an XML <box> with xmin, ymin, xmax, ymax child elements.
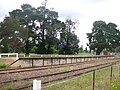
<box><xmin>0</xmin><ymin>3</ymin><xmax>80</xmax><ymax>55</ymax></box>
<box><xmin>87</xmin><ymin>20</ymin><xmax>120</xmax><ymax>55</ymax></box>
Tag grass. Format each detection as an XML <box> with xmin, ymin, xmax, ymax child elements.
<box><xmin>111</xmin><ymin>78</ymin><xmax>120</xmax><ymax>90</ymax></box>
<box><xmin>0</xmin><ymin>64</ymin><xmax>9</xmax><ymax>69</ymax></box>
<box><xmin>44</xmin><ymin>72</ymin><xmax>93</xmax><ymax>90</ymax></box>
<box><xmin>5</xmin><ymin>84</ymin><xmax>13</xmax><ymax>90</ymax></box>
<box><xmin>110</xmin><ymin>64</ymin><xmax>120</xmax><ymax>90</ymax></box>
<box><xmin>78</xmin><ymin>53</ymin><xmax>94</xmax><ymax>56</ymax></box>
<box><xmin>44</xmin><ymin>64</ymin><xmax>120</xmax><ymax>90</ymax></box>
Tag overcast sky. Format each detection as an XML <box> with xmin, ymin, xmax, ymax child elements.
<box><xmin>0</xmin><ymin>0</ymin><xmax>120</xmax><ymax>48</ymax></box>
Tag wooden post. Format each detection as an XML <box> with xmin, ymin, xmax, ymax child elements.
<box><xmin>43</xmin><ymin>58</ymin><xmax>44</xmax><ymax>66</ymax></box>
<box><xmin>110</xmin><ymin>65</ymin><xmax>113</xmax><ymax>82</ymax></box>
<box><xmin>93</xmin><ymin>70</ymin><xmax>95</xmax><ymax>90</ymax></box>
<box><xmin>32</xmin><ymin>59</ymin><xmax>34</xmax><ymax>67</ymax></box>
<box><xmin>71</xmin><ymin>58</ymin><xmax>72</xmax><ymax>64</ymax></box>
<box><xmin>76</xmin><ymin>58</ymin><xmax>77</xmax><ymax>63</ymax></box>
<box><xmin>59</xmin><ymin>58</ymin><xmax>60</xmax><ymax>65</ymax></box>
<box><xmin>65</xmin><ymin>58</ymin><xmax>67</xmax><ymax>64</ymax></box>
<box><xmin>119</xmin><ymin>65</ymin><xmax>120</xmax><ymax>77</ymax></box>
<box><xmin>51</xmin><ymin>58</ymin><xmax>53</xmax><ymax>65</ymax></box>
<box><xmin>84</xmin><ymin>58</ymin><xmax>85</xmax><ymax>62</ymax></box>
<box><xmin>80</xmin><ymin>58</ymin><xmax>81</xmax><ymax>62</ymax></box>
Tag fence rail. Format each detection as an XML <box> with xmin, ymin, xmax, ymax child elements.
<box><xmin>18</xmin><ymin>55</ymin><xmax>115</xmax><ymax>67</ymax></box>
<box><xmin>0</xmin><ymin>53</ymin><xmax>18</xmax><ymax>60</ymax></box>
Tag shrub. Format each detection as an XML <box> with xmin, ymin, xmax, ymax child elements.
<box><xmin>0</xmin><ymin>64</ymin><xmax>9</xmax><ymax>68</ymax></box>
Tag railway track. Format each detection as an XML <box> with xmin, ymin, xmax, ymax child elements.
<box><xmin>13</xmin><ymin>60</ymin><xmax>120</xmax><ymax>90</ymax></box>
<box><xmin>0</xmin><ymin>60</ymin><xmax>100</xmax><ymax>75</ymax></box>
<box><xmin>0</xmin><ymin>59</ymin><xmax>120</xmax><ymax>90</ymax></box>
<box><xmin>0</xmin><ymin>58</ymin><xmax>118</xmax><ymax>74</ymax></box>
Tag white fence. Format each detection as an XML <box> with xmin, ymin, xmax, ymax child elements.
<box><xmin>0</xmin><ymin>53</ymin><xmax>19</xmax><ymax>60</ymax></box>
<box><xmin>111</xmin><ymin>52</ymin><xmax>120</xmax><ymax>55</ymax></box>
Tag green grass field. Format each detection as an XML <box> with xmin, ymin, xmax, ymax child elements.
<box><xmin>44</xmin><ymin>64</ymin><xmax>120</xmax><ymax>90</ymax></box>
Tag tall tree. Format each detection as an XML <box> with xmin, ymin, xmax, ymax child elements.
<box><xmin>106</xmin><ymin>23</ymin><xmax>120</xmax><ymax>51</ymax></box>
<box><xmin>34</xmin><ymin>0</ymin><xmax>48</xmax><ymax>54</ymax></box>
<box><xmin>9</xmin><ymin>4</ymin><xmax>36</xmax><ymax>55</ymax></box>
<box><xmin>45</xmin><ymin>19</ymin><xmax>63</xmax><ymax>54</ymax></box>
<box><xmin>59</xmin><ymin>19</ymin><xmax>79</xmax><ymax>54</ymax></box>
<box><xmin>0</xmin><ymin>3</ymin><xmax>80</xmax><ymax>55</ymax></box>
<box><xmin>0</xmin><ymin>16</ymin><xmax>28</xmax><ymax>53</ymax></box>
<box><xmin>8</xmin><ymin>3</ymin><xmax>66</xmax><ymax>54</ymax></box>
<box><xmin>87</xmin><ymin>20</ymin><xmax>120</xmax><ymax>55</ymax></box>
<box><xmin>34</xmin><ymin>5</ymin><xmax>63</xmax><ymax>54</ymax></box>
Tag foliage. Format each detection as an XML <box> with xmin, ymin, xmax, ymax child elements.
<box><xmin>0</xmin><ymin>3</ymin><xmax>80</xmax><ymax>55</ymax></box>
<box><xmin>87</xmin><ymin>20</ymin><xmax>120</xmax><ymax>55</ymax></box>
<box><xmin>59</xmin><ymin>19</ymin><xmax>79</xmax><ymax>54</ymax></box>
<box><xmin>84</xmin><ymin>47</ymin><xmax>88</xmax><ymax>53</ymax></box>
<box><xmin>115</xmin><ymin>46</ymin><xmax>120</xmax><ymax>52</ymax></box>
<box><xmin>0</xmin><ymin>16</ymin><xmax>27</xmax><ymax>53</ymax></box>
<box><xmin>0</xmin><ymin>64</ymin><xmax>9</xmax><ymax>68</ymax></box>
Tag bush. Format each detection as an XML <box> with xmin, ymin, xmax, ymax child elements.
<box><xmin>0</xmin><ymin>64</ymin><xmax>9</xmax><ymax>68</ymax></box>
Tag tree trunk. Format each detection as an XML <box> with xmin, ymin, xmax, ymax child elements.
<box><xmin>25</xmin><ymin>40</ymin><xmax>29</xmax><ymax>56</ymax></box>
<box><xmin>96</xmin><ymin>51</ymin><xmax>101</xmax><ymax>55</ymax></box>
<box><xmin>46</xmin><ymin>44</ymin><xmax>50</xmax><ymax>54</ymax></box>
<box><xmin>96</xmin><ymin>48</ymin><xmax>103</xmax><ymax>55</ymax></box>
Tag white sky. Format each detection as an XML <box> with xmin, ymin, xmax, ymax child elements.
<box><xmin>0</xmin><ymin>0</ymin><xmax>120</xmax><ymax>48</ymax></box>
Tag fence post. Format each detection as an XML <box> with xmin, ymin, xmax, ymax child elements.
<box><xmin>84</xmin><ymin>58</ymin><xmax>85</xmax><ymax>62</ymax></box>
<box><xmin>71</xmin><ymin>58</ymin><xmax>72</xmax><ymax>64</ymax></box>
<box><xmin>59</xmin><ymin>58</ymin><xmax>60</xmax><ymax>65</ymax></box>
<box><xmin>16</xmin><ymin>53</ymin><xmax>19</xmax><ymax>60</ymax></box>
<box><xmin>65</xmin><ymin>58</ymin><xmax>67</xmax><ymax>64</ymax></box>
<box><xmin>43</xmin><ymin>58</ymin><xmax>44</xmax><ymax>66</ymax></box>
<box><xmin>51</xmin><ymin>58</ymin><xmax>53</xmax><ymax>65</ymax></box>
<box><xmin>32</xmin><ymin>59</ymin><xmax>34</xmax><ymax>67</ymax></box>
<box><xmin>119</xmin><ymin>65</ymin><xmax>120</xmax><ymax>77</ymax></box>
<box><xmin>76</xmin><ymin>58</ymin><xmax>77</xmax><ymax>63</ymax></box>
<box><xmin>93</xmin><ymin>70</ymin><xmax>95</xmax><ymax>90</ymax></box>
<box><xmin>110</xmin><ymin>65</ymin><xmax>113</xmax><ymax>82</ymax></box>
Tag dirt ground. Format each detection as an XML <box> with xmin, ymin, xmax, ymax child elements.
<box><xmin>0</xmin><ymin>57</ymin><xmax>17</xmax><ymax>66</ymax></box>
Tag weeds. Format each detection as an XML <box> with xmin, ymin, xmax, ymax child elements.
<box><xmin>0</xmin><ymin>64</ymin><xmax>9</xmax><ymax>69</ymax></box>
<box><xmin>111</xmin><ymin>78</ymin><xmax>120</xmax><ymax>90</ymax></box>
<box><xmin>5</xmin><ymin>84</ymin><xmax>13</xmax><ymax>90</ymax></box>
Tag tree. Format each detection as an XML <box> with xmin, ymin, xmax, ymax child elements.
<box><xmin>115</xmin><ymin>46</ymin><xmax>120</xmax><ymax>52</ymax></box>
<box><xmin>34</xmin><ymin>5</ymin><xmax>63</xmax><ymax>54</ymax></box>
<box><xmin>9</xmin><ymin>4</ymin><xmax>36</xmax><ymax>55</ymax></box>
<box><xmin>2</xmin><ymin>3</ymin><xmax>68</xmax><ymax>54</ymax></box>
<box><xmin>87</xmin><ymin>20</ymin><xmax>120</xmax><ymax>55</ymax></box>
<box><xmin>0</xmin><ymin>3</ymin><xmax>80</xmax><ymax>55</ymax></box>
<box><xmin>79</xmin><ymin>45</ymin><xmax>84</xmax><ymax>53</ymax></box>
<box><xmin>0</xmin><ymin>16</ymin><xmax>28</xmax><ymax>53</ymax></box>
<box><xmin>106</xmin><ymin>23</ymin><xmax>120</xmax><ymax>51</ymax></box>
<box><xmin>45</xmin><ymin>20</ymin><xmax>63</xmax><ymax>54</ymax></box>
<box><xmin>84</xmin><ymin>47</ymin><xmax>88</xmax><ymax>53</ymax></box>
<box><xmin>59</xmin><ymin>19</ymin><xmax>79</xmax><ymax>54</ymax></box>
